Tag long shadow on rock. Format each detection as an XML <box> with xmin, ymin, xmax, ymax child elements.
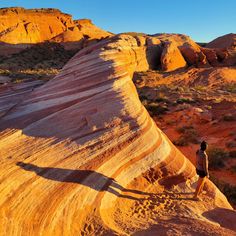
<box><xmin>16</xmin><ymin>162</ymin><xmax>151</xmax><ymax>200</ymax></box>
<box><xmin>202</xmin><ymin>207</ymin><xmax>236</xmax><ymax>231</ymax></box>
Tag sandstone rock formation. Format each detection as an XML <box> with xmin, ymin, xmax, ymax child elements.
<box><xmin>161</xmin><ymin>41</ymin><xmax>187</xmax><ymax>71</ymax></box>
<box><xmin>0</xmin><ymin>35</ymin><xmax>235</xmax><ymax>235</ymax></box>
<box><xmin>153</xmin><ymin>33</ymin><xmax>236</xmax><ymax>70</ymax></box>
<box><xmin>207</xmin><ymin>33</ymin><xmax>236</xmax><ymax>49</ymax></box>
<box><xmin>0</xmin><ymin>7</ymin><xmax>112</xmax><ymax>54</ymax></box>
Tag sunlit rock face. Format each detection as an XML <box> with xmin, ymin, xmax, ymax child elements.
<box><xmin>0</xmin><ymin>7</ymin><xmax>111</xmax><ymax>45</ymax></box>
<box><xmin>0</xmin><ymin>35</ymin><xmax>234</xmax><ymax>235</ymax></box>
<box><xmin>161</xmin><ymin>41</ymin><xmax>187</xmax><ymax>71</ymax></box>
<box><xmin>154</xmin><ymin>33</ymin><xmax>236</xmax><ymax>69</ymax></box>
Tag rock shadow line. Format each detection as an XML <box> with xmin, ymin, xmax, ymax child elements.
<box><xmin>16</xmin><ymin>162</ymin><xmax>152</xmax><ymax>200</ymax></box>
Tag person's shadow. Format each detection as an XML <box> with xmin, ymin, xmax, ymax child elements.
<box><xmin>16</xmin><ymin>162</ymin><xmax>152</xmax><ymax>200</ymax></box>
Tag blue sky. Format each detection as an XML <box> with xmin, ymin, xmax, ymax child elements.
<box><xmin>0</xmin><ymin>0</ymin><xmax>235</xmax><ymax>42</ymax></box>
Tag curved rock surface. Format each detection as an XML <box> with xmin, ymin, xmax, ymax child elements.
<box><xmin>0</xmin><ymin>35</ymin><xmax>235</xmax><ymax>235</ymax></box>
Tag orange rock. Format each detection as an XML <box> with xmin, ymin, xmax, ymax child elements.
<box><xmin>0</xmin><ymin>7</ymin><xmax>112</xmax><ymax>45</ymax></box>
<box><xmin>179</xmin><ymin>43</ymin><xmax>209</xmax><ymax>67</ymax></box>
<box><xmin>0</xmin><ymin>35</ymin><xmax>234</xmax><ymax>235</ymax></box>
<box><xmin>161</xmin><ymin>41</ymin><xmax>187</xmax><ymax>71</ymax></box>
<box><xmin>207</xmin><ymin>33</ymin><xmax>236</xmax><ymax>49</ymax></box>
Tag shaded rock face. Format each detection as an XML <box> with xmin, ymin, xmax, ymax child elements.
<box><xmin>0</xmin><ymin>35</ymin><xmax>233</xmax><ymax>235</ymax></box>
<box><xmin>0</xmin><ymin>7</ymin><xmax>111</xmax><ymax>45</ymax></box>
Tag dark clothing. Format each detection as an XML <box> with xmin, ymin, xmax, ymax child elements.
<box><xmin>196</xmin><ymin>168</ymin><xmax>207</xmax><ymax>178</ymax></box>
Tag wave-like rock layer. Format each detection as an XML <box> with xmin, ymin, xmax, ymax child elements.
<box><xmin>0</xmin><ymin>35</ymin><xmax>235</xmax><ymax>235</ymax></box>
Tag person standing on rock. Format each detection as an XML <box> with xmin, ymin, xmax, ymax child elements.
<box><xmin>193</xmin><ymin>141</ymin><xmax>209</xmax><ymax>200</ymax></box>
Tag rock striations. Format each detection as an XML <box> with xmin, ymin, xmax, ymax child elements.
<box><xmin>0</xmin><ymin>35</ymin><xmax>235</xmax><ymax>235</ymax></box>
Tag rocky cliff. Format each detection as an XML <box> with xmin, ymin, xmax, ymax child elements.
<box><xmin>0</xmin><ymin>7</ymin><xmax>111</xmax><ymax>44</ymax></box>
<box><xmin>0</xmin><ymin>34</ymin><xmax>235</xmax><ymax>235</ymax></box>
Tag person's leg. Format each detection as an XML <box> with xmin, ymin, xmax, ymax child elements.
<box><xmin>198</xmin><ymin>177</ymin><xmax>206</xmax><ymax>195</ymax></box>
<box><xmin>193</xmin><ymin>177</ymin><xmax>205</xmax><ymax>198</ymax></box>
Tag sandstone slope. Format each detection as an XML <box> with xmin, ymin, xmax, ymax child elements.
<box><xmin>0</xmin><ymin>35</ymin><xmax>235</xmax><ymax>235</ymax></box>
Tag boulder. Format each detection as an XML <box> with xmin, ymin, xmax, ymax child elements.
<box><xmin>161</xmin><ymin>41</ymin><xmax>187</xmax><ymax>71</ymax></box>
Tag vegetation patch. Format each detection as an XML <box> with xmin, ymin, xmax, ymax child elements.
<box><xmin>223</xmin><ymin>83</ymin><xmax>236</xmax><ymax>93</ymax></box>
<box><xmin>0</xmin><ymin>42</ymin><xmax>77</xmax><ymax>81</ymax></box>
<box><xmin>210</xmin><ymin>176</ymin><xmax>236</xmax><ymax>206</ymax></box>
<box><xmin>207</xmin><ymin>147</ymin><xmax>229</xmax><ymax>169</ymax></box>
<box><xmin>222</xmin><ymin>113</ymin><xmax>235</xmax><ymax>122</ymax></box>
<box><xmin>176</xmin><ymin>97</ymin><xmax>195</xmax><ymax>104</ymax></box>
<box><xmin>144</xmin><ymin>102</ymin><xmax>169</xmax><ymax>116</ymax></box>
<box><xmin>174</xmin><ymin>125</ymin><xmax>199</xmax><ymax>146</ymax></box>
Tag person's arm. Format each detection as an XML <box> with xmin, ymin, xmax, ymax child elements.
<box><xmin>203</xmin><ymin>154</ymin><xmax>209</xmax><ymax>178</ymax></box>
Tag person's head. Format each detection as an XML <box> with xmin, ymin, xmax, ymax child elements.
<box><xmin>200</xmin><ymin>141</ymin><xmax>208</xmax><ymax>151</ymax></box>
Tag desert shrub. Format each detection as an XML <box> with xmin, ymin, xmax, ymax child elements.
<box><xmin>223</xmin><ymin>114</ymin><xmax>235</xmax><ymax>121</ymax></box>
<box><xmin>230</xmin><ymin>165</ymin><xmax>236</xmax><ymax>173</ymax></box>
<box><xmin>176</xmin><ymin>125</ymin><xmax>194</xmax><ymax>133</ymax></box>
<box><xmin>173</xmin><ymin>136</ymin><xmax>188</xmax><ymax>146</ymax></box>
<box><xmin>155</xmin><ymin>92</ymin><xmax>170</xmax><ymax>103</ymax></box>
<box><xmin>229</xmin><ymin>150</ymin><xmax>236</xmax><ymax>158</ymax></box>
<box><xmin>204</xmin><ymin>105</ymin><xmax>212</xmax><ymax>110</ymax></box>
<box><xmin>210</xmin><ymin>176</ymin><xmax>236</xmax><ymax>206</ymax></box>
<box><xmin>176</xmin><ymin>97</ymin><xmax>195</xmax><ymax>104</ymax></box>
<box><xmin>207</xmin><ymin>147</ymin><xmax>229</xmax><ymax>169</ymax></box>
<box><xmin>194</xmin><ymin>85</ymin><xmax>206</xmax><ymax>92</ymax></box>
<box><xmin>145</xmin><ymin>103</ymin><xmax>169</xmax><ymax>116</ymax></box>
<box><xmin>213</xmin><ymin>98</ymin><xmax>223</xmax><ymax>103</ymax></box>
<box><xmin>0</xmin><ymin>69</ymin><xmax>10</xmax><ymax>76</ymax></box>
<box><xmin>226</xmin><ymin>141</ymin><xmax>236</xmax><ymax>148</ymax></box>
<box><xmin>0</xmin><ymin>42</ymin><xmax>77</xmax><ymax>81</ymax></box>
<box><xmin>174</xmin><ymin>126</ymin><xmax>199</xmax><ymax>146</ymax></box>
<box><xmin>224</xmin><ymin>84</ymin><xmax>236</xmax><ymax>93</ymax></box>
<box><xmin>139</xmin><ymin>95</ymin><xmax>148</xmax><ymax>101</ymax></box>
<box><xmin>176</xmin><ymin>86</ymin><xmax>190</xmax><ymax>93</ymax></box>
<box><xmin>166</xmin><ymin>119</ymin><xmax>175</xmax><ymax>125</ymax></box>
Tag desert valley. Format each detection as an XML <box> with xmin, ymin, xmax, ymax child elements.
<box><xmin>0</xmin><ymin>7</ymin><xmax>236</xmax><ymax>236</ymax></box>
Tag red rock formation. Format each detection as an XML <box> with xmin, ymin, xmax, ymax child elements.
<box><xmin>161</xmin><ymin>41</ymin><xmax>187</xmax><ymax>71</ymax></box>
<box><xmin>154</xmin><ymin>33</ymin><xmax>236</xmax><ymax>68</ymax></box>
<box><xmin>207</xmin><ymin>33</ymin><xmax>236</xmax><ymax>49</ymax></box>
<box><xmin>0</xmin><ymin>7</ymin><xmax>112</xmax><ymax>53</ymax></box>
<box><xmin>0</xmin><ymin>35</ymin><xmax>235</xmax><ymax>235</ymax></box>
